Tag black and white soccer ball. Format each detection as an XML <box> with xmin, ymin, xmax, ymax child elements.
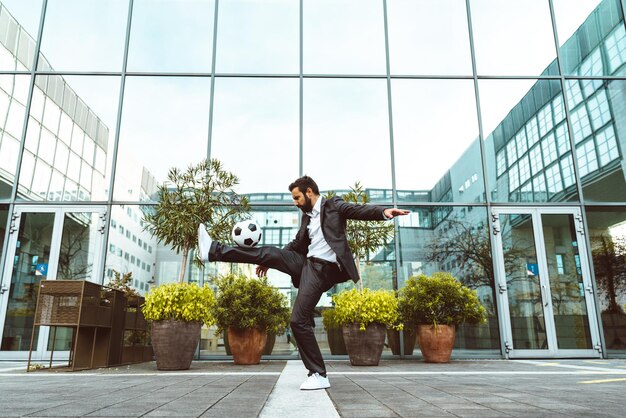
<box><xmin>231</xmin><ymin>220</ymin><xmax>262</xmax><ymax>248</ymax></box>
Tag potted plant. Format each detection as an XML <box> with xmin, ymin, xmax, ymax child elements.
<box><xmin>321</xmin><ymin>309</ymin><xmax>347</xmax><ymax>355</ymax></box>
<box><xmin>387</xmin><ymin>293</ymin><xmax>418</xmax><ymax>356</ymax></box>
<box><xmin>212</xmin><ymin>274</ymin><xmax>290</xmax><ymax>365</ymax></box>
<box><xmin>399</xmin><ymin>272</ymin><xmax>486</xmax><ymax>363</ymax></box>
<box><xmin>142</xmin><ymin>282</ymin><xmax>215</xmax><ymax>370</ymax></box>
<box><xmin>333</xmin><ymin>288</ymin><xmax>400</xmax><ymax>365</ymax></box>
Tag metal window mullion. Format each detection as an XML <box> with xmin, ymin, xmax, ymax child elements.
<box><xmin>98</xmin><ymin>0</ymin><xmax>135</xmax><ymax>285</ymax></box>
<box><xmin>299</xmin><ymin>0</ymin><xmax>303</xmax><ymax>177</ymax></box>
<box><xmin>207</xmin><ymin>0</ymin><xmax>219</xmax><ymax>160</ymax></box>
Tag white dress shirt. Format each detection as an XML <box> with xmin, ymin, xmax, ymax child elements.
<box><xmin>306</xmin><ymin>197</ymin><xmax>338</xmax><ymax>263</ymax></box>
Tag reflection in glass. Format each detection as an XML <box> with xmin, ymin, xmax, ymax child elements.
<box><xmin>216</xmin><ymin>0</ymin><xmax>298</xmax><ymax>74</ymax></box>
<box><xmin>481</xmin><ymin>80</ymin><xmax>579</xmax><ymax>203</ymax></box>
<box><xmin>303</xmin><ymin>79</ymin><xmax>391</xmax><ymax>197</ymax></box>
<box><xmin>566</xmin><ymin>79</ymin><xmax>626</xmax><ymax>202</ymax></box>
<box><xmin>0</xmin><ymin>75</ymin><xmax>29</xmax><ymax>200</ymax></box>
<box><xmin>541</xmin><ymin>214</ymin><xmax>592</xmax><ymax>349</ymax></box>
<box><xmin>586</xmin><ymin>207</ymin><xmax>626</xmax><ymax>352</ymax></box>
<box><xmin>498</xmin><ymin>213</ymin><xmax>547</xmax><ymax>350</ymax></box>
<box><xmin>115</xmin><ymin>77</ymin><xmax>210</xmax><ymax>201</ymax></box>
<box><xmin>18</xmin><ymin>76</ymin><xmax>120</xmax><ymax>202</ymax></box>
<box><xmin>303</xmin><ymin>0</ymin><xmax>386</xmax><ymax>75</ymax></box>
<box><xmin>1</xmin><ymin>212</ymin><xmax>54</xmax><ymax>351</ymax></box>
<box><xmin>104</xmin><ymin>205</ymin><xmax>159</xmax><ymax>296</ymax></box>
<box><xmin>127</xmin><ymin>0</ymin><xmax>214</xmax><ymax>72</ymax></box>
<box><xmin>387</xmin><ymin>0</ymin><xmax>471</xmax><ymax>75</ymax></box>
<box><xmin>397</xmin><ymin>206</ymin><xmax>499</xmax><ymax>350</ymax></box>
<box><xmin>211</xmin><ymin>78</ymin><xmax>299</xmax><ymax>194</ymax></box>
<box><xmin>0</xmin><ymin>0</ymin><xmax>43</xmax><ymax>71</ymax></box>
<box><xmin>38</xmin><ymin>0</ymin><xmax>128</xmax><ymax>71</ymax></box>
<box><xmin>57</xmin><ymin>212</ymin><xmax>100</xmax><ymax>281</ymax></box>
<box><xmin>470</xmin><ymin>0</ymin><xmax>557</xmax><ymax>76</ymax></box>
<box><xmin>391</xmin><ymin>79</ymin><xmax>482</xmax><ymax>203</ymax></box>
<box><xmin>554</xmin><ymin>0</ymin><xmax>625</xmax><ymax>76</ymax></box>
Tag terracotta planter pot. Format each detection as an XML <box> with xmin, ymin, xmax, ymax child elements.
<box><xmin>327</xmin><ymin>327</ymin><xmax>348</xmax><ymax>355</ymax></box>
<box><xmin>228</xmin><ymin>327</ymin><xmax>267</xmax><ymax>365</ymax></box>
<box><xmin>387</xmin><ymin>327</ymin><xmax>417</xmax><ymax>355</ymax></box>
<box><xmin>342</xmin><ymin>322</ymin><xmax>386</xmax><ymax>366</ymax></box>
<box><xmin>417</xmin><ymin>324</ymin><xmax>456</xmax><ymax>363</ymax></box>
<box><xmin>262</xmin><ymin>332</ymin><xmax>276</xmax><ymax>355</ymax></box>
<box><xmin>151</xmin><ymin>320</ymin><xmax>201</xmax><ymax>370</ymax></box>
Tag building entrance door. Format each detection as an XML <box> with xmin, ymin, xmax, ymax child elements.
<box><xmin>492</xmin><ymin>207</ymin><xmax>602</xmax><ymax>358</ymax></box>
<box><xmin>0</xmin><ymin>206</ymin><xmax>106</xmax><ymax>361</ymax></box>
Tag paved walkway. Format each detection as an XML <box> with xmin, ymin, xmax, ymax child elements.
<box><xmin>1</xmin><ymin>359</ymin><xmax>626</xmax><ymax>417</ymax></box>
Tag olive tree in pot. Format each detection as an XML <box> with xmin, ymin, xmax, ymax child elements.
<box><xmin>212</xmin><ymin>274</ymin><xmax>290</xmax><ymax>365</ymax></box>
<box><xmin>142</xmin><ymin>283</ymin><xmax>215</xmax><ymax>370</ymax></box>
<box><xmin>141</xmin><ymin>159</ymin><xmax>249</xmax><ymax>369</ymax></box>
<box><xmin>399</xmin><ymin>272</ymin><xmax>486</xmax><ymax>363</ymax></box>
<box><xmin>333</xmin><ymin>288</ymin><xmax>400</xmax><ymax>365</ymax></box>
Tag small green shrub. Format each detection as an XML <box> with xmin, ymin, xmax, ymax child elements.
<box><xmin>398</xmin><ymin>272</ymin><xmax>486</xmax><ymax>326</ymax></box>
<box><xmin>322</xmin><ymin>309</ymin><xmax>341</xmax><ymax>330</ymax></box>
<box><xmin>332</xmin><ymin>288</ymin><xmax>400</xmax><ymax>331</ymax></box>
<box><xmin>142</xmin><ymin>282</ymin><xmax>215</xmax><ymax>324</ymax></box>
<box><xmin>212</xmin><ymin>274</ymin><xmax>290</xmax><ymax>334</ymax></box>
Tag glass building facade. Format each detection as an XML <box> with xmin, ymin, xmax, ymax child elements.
<box><xmin>0</xmin><ymin>0</ymin><xmax>625</xmax><ymax>361</ymax></box>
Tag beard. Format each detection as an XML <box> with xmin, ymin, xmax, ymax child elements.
<box><xmin>298</xmin><ymin>195</ymin><xmax>314</xmax><ymax>213</ymax></box>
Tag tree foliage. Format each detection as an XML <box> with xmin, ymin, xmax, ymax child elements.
<box><xmin>142</xmin><ymin>159</ymin><xmax>249</xmax><ymax>282</ymax></box>
<box><xmin>591</xmin><ymin>234</ymin><xmax>626</xmax><ymax>313</ymax></box>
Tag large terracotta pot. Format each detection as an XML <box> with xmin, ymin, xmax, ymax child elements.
<box><xmin>342</xmin><ymin>322</ymin><xmax>387</xmax><ymax>366</ymax></box>
<box><xmin>228</xmin><ymin>327</ymin><xmax>267</xmax><ymax>365</ymax></box>
<box><xmin>151</xmin><ymin>320</ymin><xmax>201</xmax><ymax>370</ymax></box>
<box><xmin>327</xmin><ymin>327</ymin><xmax>348</xmax><ymax>355</ymax></box>
<box><xmin>417</xmin><ymin>324</ymin><xmax>456</xmax><ymax>363</ymax></box>
<box><xmin>387</xmin><ymin>327</ymin><xmax>417</xmax><ymax>355</ymax></box>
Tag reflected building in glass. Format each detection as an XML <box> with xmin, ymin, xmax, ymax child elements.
<box><xmin>0</xmin><ymin>0</ymin><xmax>626</xmax><ymax>360</ymax></box>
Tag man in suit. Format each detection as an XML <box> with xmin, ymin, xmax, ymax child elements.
<box><xmin>197</xmin><ymin>175</ymin><xmax>409</xmax><ymax>390</ymax></box>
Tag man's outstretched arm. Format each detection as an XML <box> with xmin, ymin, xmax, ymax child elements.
<box><xmin>383</xmin><ymin>208</ymin><xmax>410</xmax><ymax>219</ymax></box>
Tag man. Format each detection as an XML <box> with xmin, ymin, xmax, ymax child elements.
<box><xmin>197</xmin><ymin>175</ymin><xmax>409</xmax><ymax>390</ymax></box>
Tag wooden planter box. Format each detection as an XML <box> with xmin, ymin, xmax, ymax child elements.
<box><xmin>28</xmin><ymin>280</ymin><xmax>125</xmax><ymax>371</ymax></box>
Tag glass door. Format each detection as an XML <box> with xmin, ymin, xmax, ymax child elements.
<box><xmin>492</xmin><ymin>207</ymin><xmax>601</xmax><ymax>358</ymax></box>
<box><xmin>0</xmin><ymin>206</ymin><xmax>106</xmax><ymax>360</ymax></box>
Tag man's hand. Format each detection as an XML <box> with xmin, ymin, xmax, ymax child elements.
<box><xmin>384</xmin><ymin>208</ymin><xmax>410</xmax><ymax>219</ymax></box>
<box><xmin>256</xmin><ymin>265</ymin><xmax>269</xmax><ymax>277</ymax></box>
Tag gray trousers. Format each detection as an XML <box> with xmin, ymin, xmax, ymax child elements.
<box><xmin>210</xmin><ymin>242</ymin><xmax>340</xmax><ymax>375</ymax></box>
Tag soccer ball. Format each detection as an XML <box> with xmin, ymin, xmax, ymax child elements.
<box><xmin>232</xmin><ymin>220</ymin><xmax>262</xmax><ymax>248</ymax></box>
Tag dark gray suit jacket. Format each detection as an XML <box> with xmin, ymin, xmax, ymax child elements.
<box><xmin>283</xmin><ymin>196</ymin><xmax>388</xmax><ymax>284</ymax></box>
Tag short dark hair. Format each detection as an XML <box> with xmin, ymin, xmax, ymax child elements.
<box><xmin>289</xmin><ymin>175</ymin><xmax>320</xmax><ymax>195</ymax></box>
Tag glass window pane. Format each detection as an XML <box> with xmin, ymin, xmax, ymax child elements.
<box><xmin>38</xmin><ymin>0</ymin><xmax>128</xmax><ymax>71</ymax></box>
<box><xmin>387</xmin><ymin>0</ymin><xmax>471</xmax><ymax>75</ymax></box>
<box><xmin>18</xmin><ymin>75</ymin><xmax>120</xmax><ymax>202</ymax></box>
<box><xmin>480</xmin><ymin>79</ymin><xmax>579</xmax><ymax>203</ymax></box>
<box><xmin>553</xmin><ymin>0</ymin><xmax>625</xmax><ymax>76</ymax></box>
<box><xmin>0</xmin><ymin>74</ymin><xmax>29</xmax><ymax>200</ymax></box>
<box><xmin>216</xmin><ymin>0</ymin><xmax>298</xmax><ymax>74</ymax></box>
<box><xmin>211</xmin><ymin>78</ymin><xmax>299</xmax><ymax>194</ymax></box>
<box><xmin>115</xmin><ymin>76</ymin><xmax>210</xmax><ymax>201</ymax></box>
<box><xmin>392</xmin><ymin>79</ymin><xmax>482</xmax><ymax>203</ymax></box>
<box><xmin>470</xmin><ymin>0</ymin><xmax>557</xmax><ymax>76</ymax></box>
<box><xmin>127</xmin><ymin>0</ymin><xmax>214</xmax><ymax>72</ymax></box>
<box><xmin>0</xmin><ymin>1</ymin><xmax>43</xmax><ymax>71</ymax></box>
<box><xmin>567</xmin><ymin>79</ymin><xmax>626</xmax><ymax>202</ymax></box>
<box><xmin>106</xmin><ymin>205</ymin><xmax>159</xmax><ymax>296</ymax></box>
<box><xmin>397</xmin><ymin>206</ymin><xmax>500</xmax><ymax>351</ymax></box>
<box><xmin>586</xmin><ymin>207</ymin><xmax>626</xmax><ymax>353</ymax></box>
<box><xmin>304</xmin><ymin>0</ymin><xmax>386</xmax><ymax>75</ymax></box>
<box><xmin>303</xmin><ymin>79</ymin><xmax>391</xmax><ymax>198</ymax></box>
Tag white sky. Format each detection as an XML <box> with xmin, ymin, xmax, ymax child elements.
<box><xmin>0</xmin><ymin>0</ymin><xmax>607</xmax><ymax>193</ymax></box>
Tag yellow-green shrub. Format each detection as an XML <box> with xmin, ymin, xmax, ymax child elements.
<box><xmin>398</xmin><ymin>272</ymin><xmax>486</xmax><ymax>326</ymax></box>
<box><xmin>332</xmin><ymin>288</ymin><xmax>400</xmax><ymax>331</ymax></box>
<box><xmin>142</xmin><ymin>282</ymin><xmax>215</xmax><ymax>325</ymax></box>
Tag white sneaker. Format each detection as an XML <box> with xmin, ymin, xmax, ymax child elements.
<box><xmin>300</xmin><ymin>373</ymin><xmax>330</xmax><ymax>390</ymax></box>
<box><xmin>197</xmin><ymin>224</ymin><xmax>212</xmax><ymax>262</ymax></box>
